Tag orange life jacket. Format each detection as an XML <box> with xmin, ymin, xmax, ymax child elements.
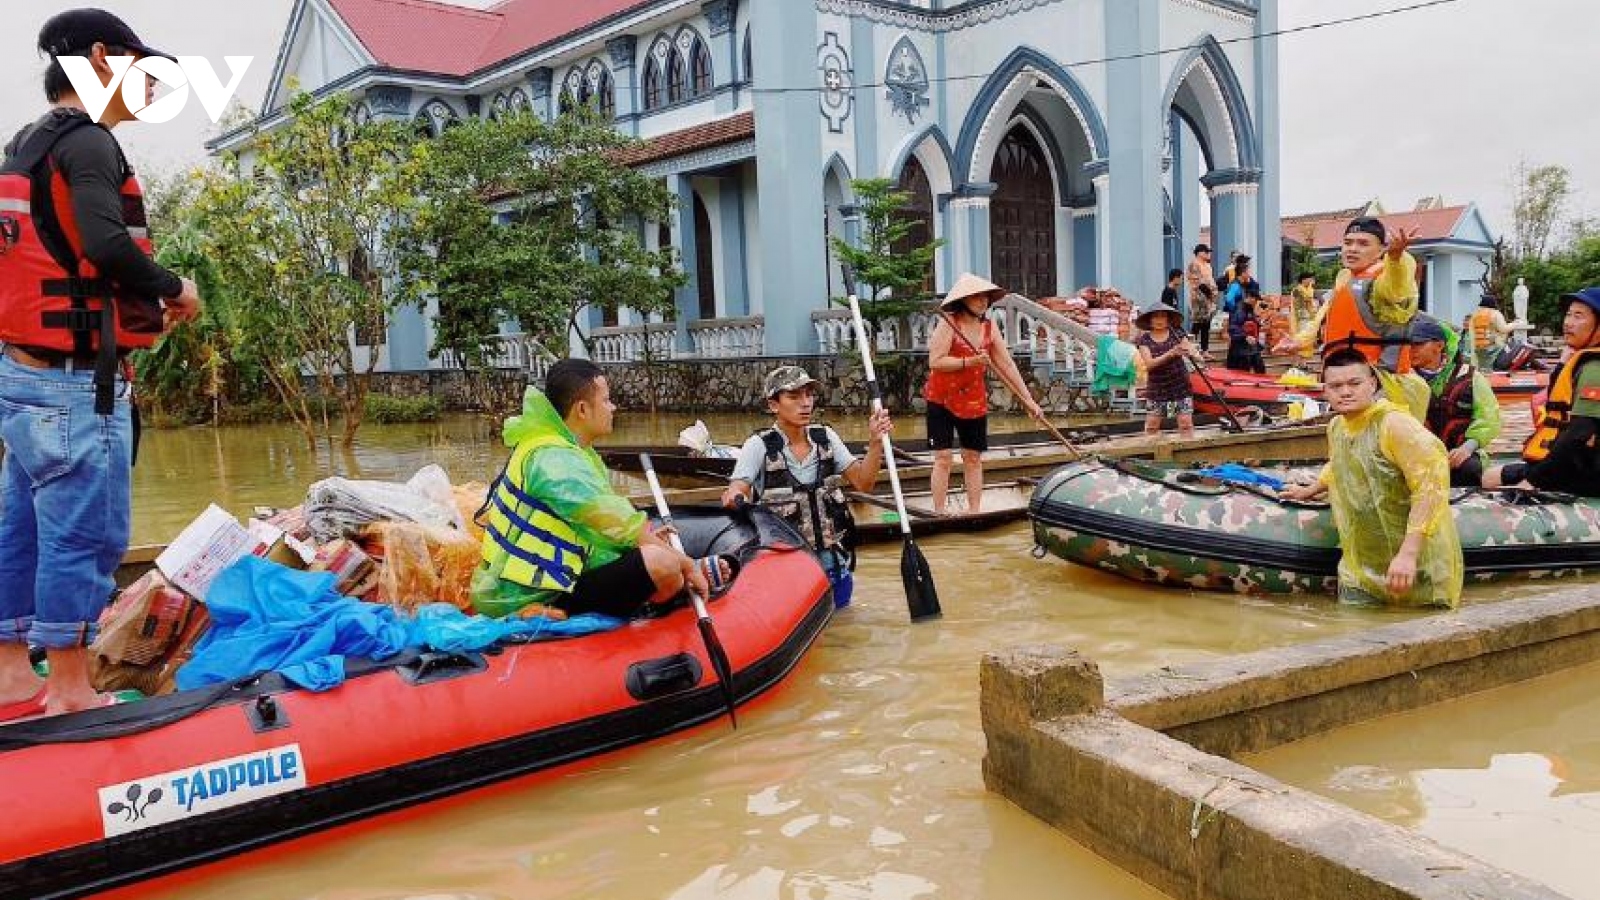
<box><xmin>1322</xmin><ymin>265</ymin><xmax>1413</xmax><ymax>373</ymax></box>
<box><xmin>1470</xmin><ymin>308</ymin><xmax>1500</xmax><ymax>350</ymax></box>
<box><xmin>1524</xmin><ymin>347</ymin><xmax>1600</xmax><ymax>462</ymax></box>
<box><xmin>0</xmin><ymin>112</ymin><xmax>164</xmax><ymax>411</ymax></box>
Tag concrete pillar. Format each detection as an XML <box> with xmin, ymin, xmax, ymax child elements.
<box><xmin>850</xmin><ymin>17</ymin><xmax>877</xmax><ymax>179</ymax></box>
<box><xmin>1069</xmin><ymin>196</ymin><xmax>1098</xmax><ymax>290</ymax></box>
<box><xmin>702</xmin><ymin>0</ymin><xmax>738</xmax><ymax>114</ymax></box>
<box><xmin>1254</xmin><ymin>0</ymin><xmax>1283</xmax><ymax>293</ymax></box>
<box><xmin>1174</xmin><ymin>122</ymin><xmax>1201</xmax><ymax>276</ymax></box>
<box><xmin>716</xmin><ymin>177</ymin><xmax>750</xmax><ymax>316</ymax></box>
<box><xmin>606</xmin><ymin>36</ymin><xmax>638</xmax><ymax>137</ymax></box>
<box><xmin>948</xmin><ymin>184</ymin><xmax>995</xmax><ymax>278</ymax></box>
<box><xmin>668</xmin><ymin>173</ymin><xmax>700</xmax><ymax>351</ymax></box>
<box><xmin>1103</xmin><ymin>0</ymin><xmax>1164</xmax><ymax>298</ymax></box>
<box><xmin>1054</xmin><ymin>205</ymin><xmax>1074</xmax><ymax>296</ymax></box>
<box><xmin>1204</xmin><ymin>170</ymin><xmax>1260</xmax><ymax>277</ymax></box>
<box><xmin>750</xmin><ymin>0</ymin><xmax>825</xmax><ymax>353</ymax></box>
<box><xmin>1092</xmin><ymin>170</ymin><xmax>1111</xmax><ymax>288</ymax></box>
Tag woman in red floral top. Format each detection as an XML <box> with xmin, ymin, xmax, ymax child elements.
<box><xmin>924</xmin><ymin>274</ymin><xmax>1044</xmax><ymax>515</ymax></box>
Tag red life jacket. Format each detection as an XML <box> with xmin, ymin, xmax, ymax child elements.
<box><xmin>1424</xmin><ymin>356</ymin><xmax>1476</xmax><ymax>450</ymax></box>
<box><xmin>0</xmin><ymin>113</ymin><xmax>164</xmax><ymax>377</ymax></box>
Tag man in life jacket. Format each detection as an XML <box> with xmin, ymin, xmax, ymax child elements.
<box><xmin>470</xmin><ymin>359</ymin><xmax>720</xmax><ymax>620</ymax></box>
<box><xmin>720</xmin><ymin>366</ymin><xmax>891</xmax><ymax>609</ymax></box>
<box><xmin>1274</xmin><ymin>216</ymin><xmax>1421</xmax><ymax>373</ymax></box>
<box><xmin>1407</xmin><ymin>314</ymin><xmax>1501</xmax><ymax>488</ymax></box>
<box><xmin>1483</xmin><ymin>288</ymin><xmax>1600</xmax><ymax>497</ymax></box>
<box><xmin>0</xmin><ymin>9</ymin><xmax>202</xmax><ymax>722</ymax></box>
<box><xmin>1469</xmin><ymin>293</ymin><xmax>1515</xmax><ymax>371</ymax></box>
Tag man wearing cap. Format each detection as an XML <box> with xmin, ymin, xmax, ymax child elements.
<box><xmin>1469</xmin><ymin>293</ymin><xmax>1515</xmax><ymax>371</ymax></box>
<box><xmin>0</xmin><ymin>9</ymin><xmax>202</xmax><ymax>721</ymax></box>
<box><xmin>1483</xmin><ymin>288</ymin><xmax>1600</xmax><ymax>497</ymax></box>
<box><xmin>721</xmin><ymin>366</ymin><xmax>891</xmax><ymax>608</ymax></box>
<box><xmin>1408</xmin><ymin>314</ymin><xmax>1501</xmax><ymax>487</ymax></box>
<box><xmin>924</xmin><ymin>273</ymin><xmax>1044</xmax><ymax>515</ymax></box>
<box><xmin>1185</xmin><ymin>244</ymin><xmax>1218</xmax><ymax>353</ymax></box>
<box><xmin>1274</xmin><ymin>216</ymin><xmax>1421</xmax><ymax>372</ymax></box>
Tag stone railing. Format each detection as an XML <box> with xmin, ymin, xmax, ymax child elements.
<box><xmin>590</xmin><ymin>322</ymin><xmax>677</xmax><ymax>363</ymax></box>
<box><xmin>438</xmin><ymin>332</ymin><xmax>558</xmax><ymax>379</ymax></box>
<box><xmin>688</xmin><ymin>315</ymin><xmax>764</xmax><ymax>358</ymax></box>
<box><xmin>990</xmin><ymin>294</ymin><xmax>1104</xmax><ymax>383</ymax></box>
<box><xmin>811</xmin><ymin>307</ymin><xmax>941</xmax><ymax>353</ymax></box>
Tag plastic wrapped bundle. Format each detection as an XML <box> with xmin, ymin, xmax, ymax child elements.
<box><xmin>363</xmin><ymin>521</ymin><xmax>480</xmax><ymax>613</ymax></box>
<box><xmin>304</xmin><ymin>464</ymin><xmax>463</xmax><ymax>543</ymax></box>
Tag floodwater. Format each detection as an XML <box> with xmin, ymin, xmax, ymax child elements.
<box><xmin>1248</xmin><ymin>660</ymin><xmax>1600</xmax><ymax>900</ymax></box>
<box><xmin>112</xmin><ymin>416</ymin><xmax>1598</xmax><ymax>899</ymax></box>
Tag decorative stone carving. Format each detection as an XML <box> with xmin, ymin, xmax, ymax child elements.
<box><xmin>817</xmin><ymin>32</ymin><xmax>853</xmax><ymax>133</ymax></box>
<box><xmin>703</xmin><ymin>0</ymin><xmax>735</xmax><ymax>37</ymax></box>
<box><xmin>884</xmin><ymin>36</ymin><xmax>930</xmax><ymax>125</ymax></box>
<box><xmin>365</xmin><ymin>85</ymin><xmax>412</xmax><ymax>117</ymax></box>
<box><xmin>416</xmin><ymin>99</ymin><xmax>458</xmax><ymax>136</ymax></box>
<box><xmin>528</xmin><ymin>67</ymin><xmax>553</xmax><ymax>99</ymax></box>
<box><xmin>606</xmin><ymin>34</ymin><xmax>637</xmax><ymax>70</ymax></box>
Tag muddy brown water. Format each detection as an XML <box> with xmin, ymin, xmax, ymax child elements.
<box><xmin>1248</xmin><ymin>659</ymin><xmax>1600</xmax><ymax>900</ymax></box>
<box><xmin>112</xmin><ymin>416</ymin><xmax>1596</xmax><ymax>899</ymax></box>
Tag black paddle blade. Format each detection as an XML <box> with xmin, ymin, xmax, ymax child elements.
<box><xmin>900</xmin><ymin>537</ymin><xmax>942</xmax><ymax>622</ymax></box>
<box><xmin>698</xmin><ymin>616</ymin><xmax>739</xmax><ymax>729</ymax></box>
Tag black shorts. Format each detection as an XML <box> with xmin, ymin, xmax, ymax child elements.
<box><xmin>926</xmin><ymin>401</ymin><xmax>989</xmax><ymax>452</ymax></box>
<box><xmin>557</xmin><ymin>549</ymin><xmax>657</xmax><ymax>619</ymax></box>
<box><xmin>1450</xmin><ymin>453</ymin><xmax>1484</xmax><ymax>488</ymax></box>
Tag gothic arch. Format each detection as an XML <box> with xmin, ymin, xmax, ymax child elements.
<box><xmin>955</xmin><ymin>46</ymin><xmax>1108</xmax><ymax>187</ymax></box>
<box><xmin>1161</xmin><ymin>35</ymin><xmax>1259</xmax><ymax>171</ymax></box>
<box><xmin>888</xmin><ymin>125</ymin><xmax>955</xmax><ymax>203</ymax></box>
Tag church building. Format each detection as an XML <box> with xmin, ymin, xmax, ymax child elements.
<box><xmin>218</xmin><ymin>0</ymin><xmax>1281</xmax><ymax>368</ymax></box>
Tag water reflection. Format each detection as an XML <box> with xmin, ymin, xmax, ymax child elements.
<box><xmin>1250</xmin><ymin>660</ymin><xmax>1600</xmax><ymax>900</ymax></box>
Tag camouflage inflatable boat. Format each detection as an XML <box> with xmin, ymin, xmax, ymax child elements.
<box><xmin>1029</xmin><ymin>458</ymin><xmax>1600</xmax><ymax>595</ymax></box>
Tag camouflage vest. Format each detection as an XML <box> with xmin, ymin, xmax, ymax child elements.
<box><xmin>756</xmin><ymin>426</ymin><xmax>855</xmax><ymax>557</ymax></box>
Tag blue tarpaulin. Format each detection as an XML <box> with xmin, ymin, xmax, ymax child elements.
<box><xmin>1195</xmin><ymin>463</ymin><xmax>1286</xmax><ymax>491</ymax></box>
<box><xmin>177</xmin><ymin>556</ymin><xmax>623</xmax><ymax>692</ymax></box>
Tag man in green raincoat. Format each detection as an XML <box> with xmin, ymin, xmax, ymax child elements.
<box><xmin>1407</xmin><ymin>314</ymin><xmax>1501</xmax><ymax>487</ymax></box>
<box><xmin>1280</xmin><ymin>348</ymin><xmax>1463</xmax><ymax>608</ymax></box>
<box><xmin>470</xmin><ymin>359</ymin><xmax>714</xmax><ymax>619</ymax></box>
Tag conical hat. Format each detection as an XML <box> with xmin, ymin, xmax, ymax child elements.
<box><xmin>1133</xmin><ymin>302</ymin><xmax>1183</xmax><ymax>331</ymax></box>
<box><xmin>940</xmin><ymin>273</ymin><xmax>1007</xmax><ymax>311</ymax></box>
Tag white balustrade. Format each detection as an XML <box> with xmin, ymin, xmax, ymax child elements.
<box><xmin>438</xmin><ymin>332</ymin><xmax>557</xmax><ymax>377</ymax></box>
<box><xmin>688</xmin><ymin>316</ymin><xmax>765</xmax><ymax>358</ymax></box>
<box><xmin>591</xmin><ymin>323</ymin><xmax>678</xmax><ymax>363</ymax></box>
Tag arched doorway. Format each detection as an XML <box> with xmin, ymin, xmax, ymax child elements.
<box><xmin>989</xmin><ymin>126</ymin><xmax>1056</xmax><ymax>299</ymax></box>
<box><xmin>893</xmin><ymin>156</ymin><xmax>936</xmax><ymax>296</ymax></box>
<box><xmin>693</xmin><ymin>194</ymin><xmax>716</xmax><ymax>319</ymax></box>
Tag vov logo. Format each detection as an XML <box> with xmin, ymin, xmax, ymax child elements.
<box><xmin>59</xmin><ymin>55</ymin><xmax>252</xmax><ymax>124</ymax></box>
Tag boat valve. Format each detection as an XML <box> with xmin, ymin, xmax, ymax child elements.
<box><xmin>246</xmin><ymin>694</ymin><xmax>289</xmax><ymax>733</ymax></box>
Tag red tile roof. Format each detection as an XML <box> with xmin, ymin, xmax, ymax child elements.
<box><xmin>1282</xmin><ymin>206</ymin><xmax>1470</xmax><ymax>250</ymax></box>
<box><xmin>613</xmin><ymin>112</ymin><xmax>755</xmax><ymax>167</ymax></box>
<box><xmin>328</xmin><ymin>0</ymin><xmax>651</xmax><ymax>77</ymax></box>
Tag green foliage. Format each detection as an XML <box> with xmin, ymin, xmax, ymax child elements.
<box><xmin>401</xmin><ymin>107</ymin><xmax>683</xmax><ymax>370</ymax></box>
<box><xmin>363</xmin><ymin>394</ymin><xmax>441</xmax><ymax>423</ymax></box>
<box><xmin>1510</xmin><ymin>162</ymin><xmax>1571</xmax><ymax>263</ymax></box>
<box><xmin>1282</xmin><ymin>224</ymin><xmax>1340</xmax><ymax>293</ymax></box>
<box><xmin>829</xmin><ymin>178</ymin><xmax>943</xmax><ymax>327</ymax></box>
<box><xmin>195</xmin><ymin>91</ymin><xmax>424</xmax><ymax>448</ymax></box>
<box><xmin>1506</xmin><ymin>235</ymin><xmax>1600</xmax><ymax>332</ymax></box>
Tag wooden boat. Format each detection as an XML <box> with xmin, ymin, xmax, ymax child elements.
<box><xmin>1028</xmin><ymin>457</ymin><xmax>1600</xmax><ymax>595</ymax></box>
<box><xmin>847</xmin><ymin>479</ymin><xmax>1036</xmax><ymax>545</ymax></box>
<box><xmin>2</xmin><ymin>508</ymin><xmax>831</xmax><ymax>900</ymax></box>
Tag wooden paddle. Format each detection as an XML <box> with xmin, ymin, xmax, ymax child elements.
<box><xmin>640</xmin><ymin>454</ymin><xmax>739</xmax><ymax>729</ymax></box>
<box><xmin>847</xmin><ymin>296</ymin><xmax>942</xmax><ymax>622</ymax></box>
<box><xmin>1187</xmin><ymin>358</ymin><xmax>1248</xmax><ymax>434</ymax></box>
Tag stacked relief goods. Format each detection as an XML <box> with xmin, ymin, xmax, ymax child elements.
<box><xmin>88</xmin><ymin>465</ymin><xmax>491</xmax><ymax>698</ymax></box>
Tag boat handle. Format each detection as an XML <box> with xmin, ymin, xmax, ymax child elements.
<box><xmin>396</xmin><ymin>651</ymin><xmax>489</xmax><ymax>686</ymax></box>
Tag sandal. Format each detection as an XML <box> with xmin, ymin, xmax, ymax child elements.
<box><xmin>695</xmin><ymin>554</ymin><xmax>741</xmax><ymax>599</ymax></box>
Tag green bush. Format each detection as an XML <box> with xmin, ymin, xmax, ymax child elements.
<box><xmin>363</xmin><ymin>394</ymin><xmax>442</xmax><ymax>424</ymax></box>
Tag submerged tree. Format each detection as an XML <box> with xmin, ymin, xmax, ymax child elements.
<box><xmin>403</xmin><ymin>106</ymin><xmax>682</xmax><ymax>398</ymax></box>
<box><xmin>197</xmin><ymin>91</ymin><xmax>424</xmax><ymax>448</ymax></box>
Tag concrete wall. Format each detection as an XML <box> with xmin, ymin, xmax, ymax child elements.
<box><xmin>981</xmin><ymin>585</ymin><xmax>1600</xmax><ymax>900</ymax></box>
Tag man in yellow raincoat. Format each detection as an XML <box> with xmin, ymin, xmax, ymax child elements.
<box><xmin>1280</xmin><ymin>348</ymin><xmax>1463</xmax><ymax>608</ymax></box>
<box><xmin>470</xmin><ymin>359</ymin><xmax>715</xmax><ymax>619</ymax></box>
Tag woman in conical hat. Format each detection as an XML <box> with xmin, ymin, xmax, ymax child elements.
<box><xmin>1132</xmin><ymin>302</ymin><xmax>1200</xmax><ymax>438</ymax></box>
<box><xmin>923</xmin><ymin>274</ymin><xmax>1045</xmax><ymax>515</ymax></box>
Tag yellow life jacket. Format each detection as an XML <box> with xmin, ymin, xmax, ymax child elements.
<box><xmin>480</xmin><ymin>433</ymin><xmax>589</xmax><ymax>591</ymax></box>
<box><xmin>1524</xmin><ymin>347</ymin><xmax>1600</xmax><ymax>463</ymax></box>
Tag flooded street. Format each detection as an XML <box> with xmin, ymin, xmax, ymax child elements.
<box><xmin>112</xmin><ymin>417</ymin><xmax>1598</xmax><ymax>899</ymax></box>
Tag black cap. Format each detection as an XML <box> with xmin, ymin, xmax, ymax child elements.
<box><xmin>39</xmin><ymin>8</ymin><xmax>174</xmax><ymax>62</ymax></box>
<box><xmin>1193</xmin><ymin>243</ymin><xmax>1211</xmax><ymax>255</ymax></box>
<box><xmin>1344</xmin><ymin>216</ymin><xmax>1387</xmax><ymax>245</ymax></box>
<box><xmin>1408</xmin><ymin>314</ymin><xmax>1448</xmax><ymax>345</ymax></box>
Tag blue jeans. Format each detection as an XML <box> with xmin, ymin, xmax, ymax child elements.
<box><xmin>0</xmin><ymin>353</ymin><xmax>131</xmax><ymax>649</ymax></box>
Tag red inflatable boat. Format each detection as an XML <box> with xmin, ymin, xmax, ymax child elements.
<box><xmin>0</xmin><ymin>508</ymin><xmax>831</xmax><ymax>900</ymax></box>
<box><xmin>1190</xmin><ymin>368</ymin><xmax>1547</xmax><ymax>420</ymax></box>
